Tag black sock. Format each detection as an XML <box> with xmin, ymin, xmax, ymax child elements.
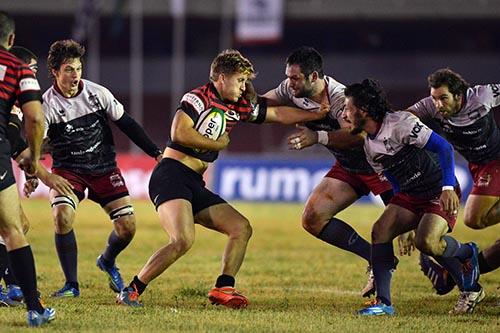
<box><xmin>372</xmin><ymin>242</ymin><xmax>394</xmax><ymax>306</ymax></box>
<box><xmin>102</xmin><ymin>231</ymin><xmax>132</xmax><ymax>266</ymax></box>
<box><xmin>129</xmin><ymin>275</ymin><xmax>147</xmax><ymax>295</ymax></box>
<box><xmin>215</xmin><ymin>274</ymin><xmax>235</xmax><ymax>288</ymax></box>
<box><xmin>8</xmin><ymin>246</ymin><xmax>44</xmax><ymax>313</ymax></box>
<box><xmin>317</xmin><ymin>218</ymin><xmax>371</xmax><ymax>263</ymax></box>
<box><xmin>55</xmin><ymin>230</ymin><xmax>78</xmax><ymax>285</ymax></box>
<box><xmin>0</xmin><ymin>244</ymin><xmax>7</xmax><ymax>281</ymax></box>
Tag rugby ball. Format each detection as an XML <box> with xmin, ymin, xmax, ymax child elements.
<box><xmin>194</xmin><ymin>107</ymin><xmax>226</xmax><ymax>140</ymax></box>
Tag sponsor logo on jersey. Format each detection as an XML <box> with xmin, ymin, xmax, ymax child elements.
<box><xmin>490</xmin><ymin>84</ymin><xmax>500</xmax><ymax>98</ymax></box>
<box><xmin>19</xmin><ymin>77</ymin><xmax>40</xmax><ymax>92</ymax></box>
<box><xmin>110</xmin><ymin>173</ymin><xmax>124</xmax><ymax>188</ymax></box>
<box><xmin>410</xmin><ymin>121</ymin><xmax>424</xmax><ymax>138</ymax></box>
<box><xmin>182</xmin><ymin>93</ymin><xmax>205</xmax><ymax>113</ymax></box>
<box><xmin>88</xmin><ymin>93</ymin><xmax>104</xmax><ymax>111</ymax></box>
<box><xmin>224</xmin><ymin>110</ymin><xmax>240</xmax><ymax>122</ymax></box>
<box><xmin>383</xmin><ymin>138</ymin><xmax>396</xmax><ymax>154</ymax></box>
<box><xmin>0</xmin><ymin>64</ymin><xmax>6</xmax><ymax>81</ymax></box>
<box><xmin>476</xmin><ymin>173</ymin><xmax>491</xmax><ymax>187</ymax></box>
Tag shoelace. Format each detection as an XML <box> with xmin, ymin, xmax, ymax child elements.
<box><xmin>454</xmin><ymin>292</ymin><xmax>471</xmax><ymax>310</ymax></box>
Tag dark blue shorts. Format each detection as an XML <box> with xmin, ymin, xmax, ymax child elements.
<box><xmin>149</xmin><ymin>158</ymin><xmax>226</xmax><ymax>215</ymax></box>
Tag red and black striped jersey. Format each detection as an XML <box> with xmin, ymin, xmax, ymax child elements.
<box><xmin>168</xmin><ymin>82</ymin><xmax>266</xmax><ymax>162</ymax></box>
<box><xmin>0</xmin><ymin>48</ymin><xmax>41</xmax><ymax>138</ymax></box>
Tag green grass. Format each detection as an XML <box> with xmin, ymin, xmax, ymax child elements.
<box><xmin>1</xmin><ymin>199</ymin><xmax>499</xmax><ymax>332</ymax></box>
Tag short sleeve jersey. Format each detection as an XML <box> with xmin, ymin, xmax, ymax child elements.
<box><xmin>168</xmin><ymin>82</ymin><xmax>266</xmax><ymax>162</ymax></box>
<box><xmin>273</xmin><ymin>75</ymin><xmax>373</xmax><ymax>174</ymax></box>
<box><xmin>43</xmin><ymin>79</ymin><xmax>125</xmax><ymax>174</ymax></box>
<box><xmin>0</xmin><ymin>48</ymin><xmax>41</xmax><ymax>141</ymax></box>
<box><xmin>364</xmin><ymin>111</ymin><xmax>444</xmax><ymax>198</ymax></box>
<box><xmin>408</xmin><ymin>84</ymin><xmax>500</xmax><ymax>164</ymax></box>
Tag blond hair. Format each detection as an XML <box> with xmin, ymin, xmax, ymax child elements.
<box><xmin>209</xmin><ymin>49</ymin><xmax>256</xmax><ymax>81</ymax></box>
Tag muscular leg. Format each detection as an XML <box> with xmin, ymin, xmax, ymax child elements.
<box><xmin>195</xmin><ymin>203</ymin><xmax>252</xmax><ymax>286</ymax></box>
<box><xmin>416</xmin><ymin>214</ymin><xmax>477</xmax><ymax>291</ymax></box>
<box><xmin>3</xmin><ymin>204</ymin><xmax>29</xmax><ymax>286</ymax></box>
<box><xmin>50</xmin><ymin>189</ymin><xmax>79</xmax><ymax>288</ymax></box>
<box><xmin>303</xmin><ymin>178</ymin><xmax>371</xmax><ymax>263</ymax></box>
<box><xmin>0</xmin><ymin>184</ymin><xmax>43</xmax><ymax>313</ymax></box>
<box><xmin>371</xmin><ymin>204</ymin><xmax>418</xmax><ymax>305</ymax></box>
<box><xmin>480</xmin><ymin>239</ymin><xmax>500</xmax><ymax>273</ymax></box>
<box><xmin>101</xmin><ymin>196</ymin><xmax>136</xmax><ymax>266</ymax></box>
<box><xmin>463</xmin><ymin>194</ymin><xmax>499</xmax><ymax>229</ymax></box>
<box><xmin>137</xmin><ymin>199</ymin><xmax>196</xmax><ymax>286</ymax></box>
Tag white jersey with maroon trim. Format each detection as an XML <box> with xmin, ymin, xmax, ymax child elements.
<box><xmin>43</xmin><ymin>79</ymin><xmax>124</xmax><ymax>174</ymax></box>
<box><xmin>408</xmin><ymin>84</ymin><xmax>500</xmax><ymax>164</ymax></box>
<box><xmin>273</xmin><ymin>75</ymin><xmax>373</xmax><ymax>174</ymax></box>
<box><xmin>364</xmin><ymin>111</ymin><xmax>443</xmax><ymax>198</ymax></box>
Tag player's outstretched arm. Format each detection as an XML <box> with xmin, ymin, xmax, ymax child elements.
<box><xmin>287</xmin><ymin>125</ymin><xmax>364</xmax><ymax>150</ymax></box>
<box><xmin>114</xmin><ymin>113</ymin><xmax>163</xmax><ymax>160</ymax></box>
<box><xmin>264</xmin><ymin>103</ymin><xmax>329</xmax><ymax>124</ymax></box>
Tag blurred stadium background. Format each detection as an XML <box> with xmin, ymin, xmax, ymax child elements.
<box><xmin>4</xmin><ymin>0</ymin><xmax>500</xmax><ymax>203</ymax></box>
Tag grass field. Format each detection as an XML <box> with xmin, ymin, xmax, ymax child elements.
<box><xmin>1</xmin><ymin>199</ymin><xmax>498</xmax><ymax>332</ymax></box>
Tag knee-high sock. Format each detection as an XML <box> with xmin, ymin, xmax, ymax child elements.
<box><xmin>442</xmin><ymin>236</ymin><xmax>472</xmax><ymax>263</ymax></box>
<box><xmin>318</xmin><ymin>218</ymin><xmax>371</xmax><ymax>263</ymax></box>
<box><xmin>433</xmin><ymin>256</ymin><xmax>465</xmax><ymax>290</ymax></box>
<box><xmin>8</xmin><ymin>246</ymin><xmax>44</xmax><ymax>313</ymax></box>
<box><xmin>55</xmin><ymin>230</ymin><xmax>78</xmax><ymax>284</ymax></box>
<box><xmin>102</xmin><ymin>230</ymin><xmax>132</xmax><ymax>266</ymax></box>
<box><xmin>0</xmin><ymin>244</ymin><xmax>7</xmax><ymax>281</ymax></box>
<box><xmin>372</xmin><ymin>242</ymin><xmax>394</xmax><ymax>306</ymax></box>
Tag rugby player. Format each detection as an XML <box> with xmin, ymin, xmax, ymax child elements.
<box><xmin>263</xmin><ymin>46</ymin><xmax>395</xmax><ymax>298</ymax></box>
<box><xmin>42</xmin><ymin>39</ymin><xmax>162</xmax><ymax>298</ymax></box>
<box><xmin>117</xmin><ymin>49</ymin><xmax>329</xmax><ymax>308</ymax></box>
<box><xmin>342</xmin><ymin>79</ymin><xmax>482</xmax><ymax>315</ymax></box>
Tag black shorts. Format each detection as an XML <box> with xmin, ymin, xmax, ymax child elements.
<box><xmin>0</xmin><ymin>138</ymin><xmax>16</xmax><ymax>191</ymax></box>
<box><xmin>149</xmin><ymin>158</ymin><xmax>226</xmax><ymax>214</ymax></box>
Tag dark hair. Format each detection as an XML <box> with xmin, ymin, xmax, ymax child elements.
<box><xmin>0</xmin><ymin>11</ymin><xmax>15</xmax><ymax>45</ymax></box>
<box><xmin>344</xmin><ymin>79</ymin><xmax>392</xmax><ymax>122</ymax></box>
<box><xmin>428</xmin><ymin>68</ymin><xmax>469</xmax><ymax>96</ymax></box>
<box><xmin>47</xmin><ymin>39</ymin><xmax>85</xmax><ymax>78</ymax></box>
<box><xmin>286</xmin><ymin>46</ymin><xmax>324</xmax><ymax>78</ymax></box>
<box><xmin>209</xmin><ymin>49</ymin><xmax>255</xmax><ymax>81</ymax></box>
<box><xmin>10</xmin><ymin>46</ymin><xmax>37</xmax><ymax>64</ymax></box>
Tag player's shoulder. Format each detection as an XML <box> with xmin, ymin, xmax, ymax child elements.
<box><xmin>0</xmin><ymin>49</ymin><xmax>23</xmax><ymax>68</ymax></box>
<box><xmin>181</xmin><ymin>83</ymin><xmax>211</xmax><ymax>113</ymax></box>
<box><xmin>82</xmin><ymin>79</ymin><xmax>112</xmax><ymax>96</ymax></box>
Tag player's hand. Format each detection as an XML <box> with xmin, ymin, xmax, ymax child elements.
<box><xmin>317</xmin><ymin>102</ymin><xmax>330</xmax><ymax>117</ymax></box>
<box><xmin>440</xmin><ymin>189</ymin><xmax>459</xmax><ymax>216</ymax></box>
<box><xmin>244</xmin><ymin>81</ymin><xmax>257</xmax><ymax>104</ymax></box>
<box><xmin>215</xmin><ymin>132</ymin><xmax>230</xmax><ymax>151</ymax></box>
<box><xmin>287</xmin><ymin>124</ymin><xmax>317</xmax><ymax>150</ymax></box>
<box><xmin>397</xmin><ymin>231</ymin><xmax>416</xmax><ymax>256</ymax></box>
<box><xmin>23</xmin><ymin>177</ymin><xmax>39</xmax><ymax>198</ymax></box>
<box><xmin>42</xmin><ymin>174</ymin><xmax>74</xmax><ymax>197</ymax></box>
<box><xmin>18</xmin><ymin>157</ymin><xmax>39</xmax><ymax>178</ymax></box>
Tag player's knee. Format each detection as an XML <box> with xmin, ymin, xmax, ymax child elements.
<box><xmin>371</xmin><ymin>219</ymin><xmax>392</xmax><ymax>243</ymax></box>
<box><xmin>51</xmin><ymin>195</ymin><xmax>76</xmax><ymax>231</ymax></box>
<box><xmin>232</xmin><ymin>217</ymin><xmax>252</xmax><ymax>241</ymax></box>
<box><xmin>414</xmin><ymin>236</ymin><xmax>438</xmax><ymax>256</ymax></box>
<box><xmin>110</xmin><ymin>205</ymin><xmax>136</xmax><ymax>238</ymax></box>
<box><xmin>301</xmin><ymin>206</ymin><xmax>322</xmax><ymax>235</ymax></box>
<box><xmin>171</xmin><ymin>234</ymin><xmax>195</xmax><ymax>255</ymax></box>
<box><xmin>463</xmin><ymin>214</ymin><xmax>485</xmax><ymax>229</ymax></box>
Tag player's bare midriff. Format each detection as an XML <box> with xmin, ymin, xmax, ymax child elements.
<box><xmin>163</xmin><ymin>147</ymin><xmax>209</xmax><ymax>174</ymax></box>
